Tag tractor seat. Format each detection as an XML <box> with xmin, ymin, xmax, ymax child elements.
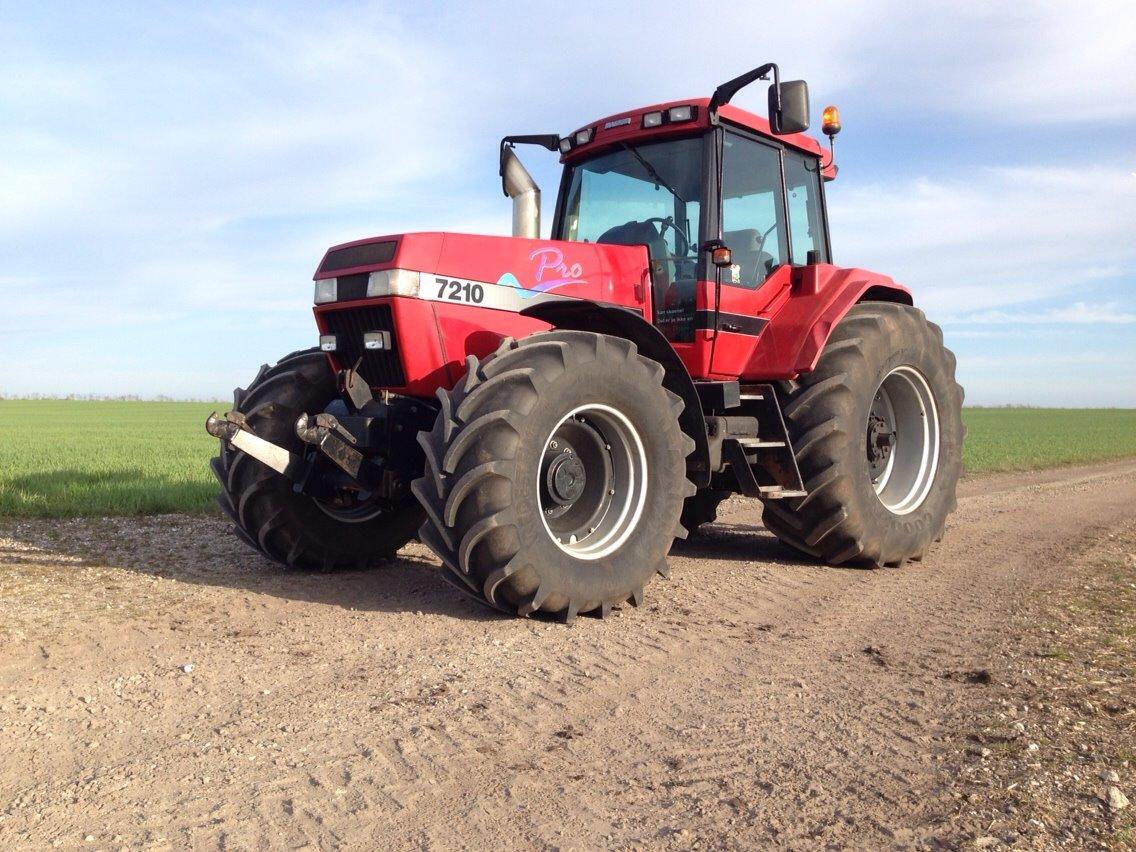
<box><xmin>597</xmin><ymin>220</ymin><xmax>674</xmax><ymax>306</ymax></box>
<box><xmin>596</xmin><ymin>220</ymin><xmax>669</xmax><ymax>262</ymax></box>
<box><xmin>723</xmin><ymin>228</ymin><xmax>774</xmax><ymax>287</ymax></box>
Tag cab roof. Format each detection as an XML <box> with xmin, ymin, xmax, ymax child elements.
<box><xmin>561</xmin><ymin>96</ymin><xmax>831</xmax><ymax>174</ymax></box>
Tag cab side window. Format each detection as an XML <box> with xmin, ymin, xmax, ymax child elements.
<box><xmin>720</xmin><ymin>132</ymin><xmax>787</xmax><ymax>288</ymax></box>
<box><xmin>784</xmin><ymin>152</ymin><xmax>829</xmax><ymax>264</ymax></box>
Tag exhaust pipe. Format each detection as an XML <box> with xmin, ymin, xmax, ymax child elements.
<box><xmin>501</xmin><ymin>146</ymin><xmax>540</xmax><ymax>239</ymax></box>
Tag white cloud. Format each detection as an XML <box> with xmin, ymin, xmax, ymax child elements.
<box><xmin>2</xmin><ymin>2</ymin><xmax>1135</xmax><ymax>400</ymax></box>
<box><xmin>947</xmin><ymin>328</ymin><xmax>1077</xmax><ymax>339</ymax></box>
<box><xmin>952</xmin><ymin>301</ymin><xmax>1136</xmax><ymax>325</ymax></box>
<box><xmin>959</xmin><ymin>351</ymin><xmax>1112</xmax><ymax>370</ymax></box>
<box><xmin>0</xmin><ymin>130</ymin><xmax>111</xmax><ymax>229</ymax></box>
<box><xmin>817</xmin><ymin>1</ymin><xmax>1136</xmax><ymax>122</ymax></box>
<box><xmin>830</xmin><ymin>164</ymin><xmax>1136</xmax><ymax>314</ymax></box>
<box><xmin>0</xmin><ymin>7</ymin><xmax>486</xmax><ymax>240</ymax></box>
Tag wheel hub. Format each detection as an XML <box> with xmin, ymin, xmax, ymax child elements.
<box><xmin>867</xmin><ymin>366</ymin><xmax>941</xmax><ymax>515</ymax></box>
<box><xmin>866</xmin><ymin>413</ymin><xmax>896</xmax><ymax>467</ymax></box>
<box><xmin>537</xmin><ymin>405</ymin><xmax>648</xmax><ymax>560</ymax></box>
<box><xmin>545</xmin><ymin>449</ymin><xmax>587</xmax><ymax>504</ymax></box>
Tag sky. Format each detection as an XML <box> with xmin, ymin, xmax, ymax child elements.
<box><xmin>2</xmin><ymin>0</ymin><xmax>1134</xmax><ymax>406</ymax></box>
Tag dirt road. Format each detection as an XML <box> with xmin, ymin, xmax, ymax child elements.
<box><xmin>2</xmin><ymin>460</ymin><xmax>1134</xmax><ymax>849</ymax></box>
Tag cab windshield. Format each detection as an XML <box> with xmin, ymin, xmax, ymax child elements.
<box><xmin>557</xmin><ymin>136</ymin><xmax>704</xmax><ymax>341</ymax></box>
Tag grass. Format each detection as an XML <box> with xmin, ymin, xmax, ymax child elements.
<box><xmin>961</xmin><ymin>407</ymin><xmax>1136</xmax><ymax>473</ymax></box>
<box><xmin>0</xmin><ymin>400</ymin><xmax>1134</xmax><ymax>518</ymax></box>
<box><xmin>0</xmin><ymin>400</ymin><xmax>223</xmax><ymax>518</ymax></box>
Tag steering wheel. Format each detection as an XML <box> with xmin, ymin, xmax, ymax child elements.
<box><xmin>753</xmin><ymin>221</ymin><xmax>778</xmax><ymax>256</ymax></box>
<box><xmin>644</xmin><ymin>217</ymin><xmax>691</xmax><ymax>257</ymax></box>
<box><xmin>743</xmin><ymin>221</ymin><xmax>780</xmax><ymax>284</ymax></box>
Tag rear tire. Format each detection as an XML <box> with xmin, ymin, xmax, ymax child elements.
<box><xmin>761</xmin><ymin>302</ymin><xmax>964</xmax><ymax>566</ymax></box>
<box><xmin>412</xmin><ymin>331</ymin><xmax>696</xmax><ymax>621</ymax></box>
<box><xmin>212</xmin><ymin>348</ymin><xmax>423</xmax><ymax>570</ymax></box>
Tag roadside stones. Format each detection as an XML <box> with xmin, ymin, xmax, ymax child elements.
<box><xmin>1100</xmin><ymin>768</ymin><xmax>1120</xmax><ymax>784</ymax></box>
<box><xmin>1106</xmin><ymin>786</ymin><xmax>1130</xmax><ymax>812</ymax></box>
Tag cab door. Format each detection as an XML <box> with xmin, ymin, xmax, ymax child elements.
<box><xmin>709</xmin><ymin>129</ymin><xmax>791</xmax><ymax>377</ymax></box>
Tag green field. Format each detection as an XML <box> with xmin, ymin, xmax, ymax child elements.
<box><xmin>1</xmin><ymin>400</ymin><xmax>1134</xmax><ymax>518</ymax></box>
<box><xmin>0</xmin><ymin>400</ymin><xmax>223</xmax><ymax>518</ymax></box>
<box><xmin>961</xmin><ymin>408</ymin><xmax>1136</xmax><ymax>474</ymax></box>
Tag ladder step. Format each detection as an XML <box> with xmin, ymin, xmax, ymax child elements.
<box><xmin>759</xmin><ymin>487</ymin><xmax>808</xmax><ymax>498</ymax></box>
<box><xmin>738</xmin><ymin>393</ymin><xmax>765</xmax><ymax>401</ymax></box>
<box><xmin>736</xmin><ymin>439</ymin><xmax>785</xmax><ymax>448</ymax></box>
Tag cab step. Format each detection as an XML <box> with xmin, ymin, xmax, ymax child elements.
<box><xmin>709</xmin><ymin>384</ymin><xmax>807</xmax><ymax>501</ymax></box>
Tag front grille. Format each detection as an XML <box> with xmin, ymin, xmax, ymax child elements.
<box><xmin>322</xmin><ymin>305</ymin><xmax>406</xmax><ymax>387</ymax></box>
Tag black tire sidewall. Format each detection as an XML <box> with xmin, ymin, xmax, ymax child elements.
<box><xmin>500</xmin><ymin>346</ymin><xmax>686</xmax><ymax>610</ymax></box>
<box><xmin>223</xmin><ymin>351</ymin><xmax>422</xmax><ymax>567</ymax></box>
<box><xmin>832</xmin><ymin>311</ymin><xmax>962</xmax><ymax>560</ymax></box>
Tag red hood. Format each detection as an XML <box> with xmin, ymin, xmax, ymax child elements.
<box><xmin>314</xmin><ymin>232</ymin><xmax>652</xmax><ymax>313</ymax></box>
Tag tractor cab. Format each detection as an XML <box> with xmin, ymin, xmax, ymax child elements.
<box><xmin>504</xmin><ymin>63</ymin><xmax>841</xmax><ymax>377</ymax></box>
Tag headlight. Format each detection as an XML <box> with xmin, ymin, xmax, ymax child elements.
<box><xmin>313</xmin><ymin>278</ymin><xmax>337</xmax><ymax>304</ymax></box>
<box><xmin>319</xmin><ymin>334</ymin><xmax>337</xmax><ymax>352</ymax></box>
<box><xmin>363</xmin><ymin>331</ymin><xmax>392</xmax><ymax>350</ymax></box>
<box><xmin>367</xmin><ymin>268</ymin><xmax>421</xmax><ymax>297</ymax></box>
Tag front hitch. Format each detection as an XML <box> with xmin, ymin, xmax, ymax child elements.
<box><xmin>205</xmin><ymin>369</ymin><xmax>435</xmax><ymax>502</ymax></box>
<box><xmin>205</xmin><ymin>410</ymin><xmax>300</xmax><ymax>477</ymax></box>
<box><xmin>205</xmin><ymin>411</ymin><xmax>239</xmax><ymax>441</ymax></box>
<box><xmin>294</xmin><ymin>412</ymin><xmax>371</xmax><ymax>484</ymax></box>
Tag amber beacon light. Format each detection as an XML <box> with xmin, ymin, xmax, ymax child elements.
<box><xmin>822</xmin><ymin>104</ymin><xmax>842</xmax><ymax>137</ymax></box>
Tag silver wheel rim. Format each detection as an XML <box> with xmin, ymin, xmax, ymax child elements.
<box><xmin>314</xmin><ymin>491</ymin><xmax>387</xmax><ymax>524</ymax></box>
<box><xmin>867</xmin><ymin>366</ymin><xmax>940</xmax><ymax>515</ymax></box>
<box><xmin>538</xmin><ymin>404</ymin><xmax>649</xmax><ymax>560</ymax></box>
<box><xmin>307</xmin><ymin>398</ymin><xmax>389</xmax><ymax>524</ymax></box>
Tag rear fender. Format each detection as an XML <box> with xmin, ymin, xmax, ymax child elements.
<box><xmin>520</xmin><ymin>300</ymin><xmax>712</xmax><ymax>488</ymax></box>
<box><xmin>746</xmin><ymin>266</ymin><xmax>913</xmax><ymax>379</ymax></box>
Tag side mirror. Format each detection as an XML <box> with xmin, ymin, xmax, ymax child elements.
<box><xmin>769</xmin><ymin>80</ymin><xmax>809</xmax><ymax>135</ymax></box>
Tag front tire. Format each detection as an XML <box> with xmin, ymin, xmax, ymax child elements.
<box><xmin>761</xmin><ymin>302</ymin><xmax>964</xmax><ymax>566</ymax></box>
<box><xmin>212</xmin><ymin>349</ymin><xmax>423</xmax><ymax>570</ymax></box>
<box><xmin>412</xmin><ymin>332</ymin><xmax>696</xmax><ymax>621</ymax></box>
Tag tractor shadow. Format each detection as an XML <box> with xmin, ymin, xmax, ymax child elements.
<box><xmin>670</xmin><ymin>521</ymin><xmax>819</xmax><ymax>566</ymax></box>
<box><xmin>0</xmin><ymin>516</ymin><xmax>503</xmax><ymax>626</ymax></box>
<box><xmin>2</xmin><ymin>473</ymin><xmax>822</xmax><ymax>622</ymax></box>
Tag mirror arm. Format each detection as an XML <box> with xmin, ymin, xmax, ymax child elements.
<box><xmin>709</xmin><ymin>63</ymin><xmax>780</xmax><ymax>119</ymax></box>
<box><xmin>498</xmin><ymin>135</ymin><xmax>561</xmax><ymax>196</ymax></box>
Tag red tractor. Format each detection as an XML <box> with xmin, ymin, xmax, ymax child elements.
<box><xmin>207</xmin><ymin>63</ymin><xmax>964</xmax><ymax>621</ymax></box>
